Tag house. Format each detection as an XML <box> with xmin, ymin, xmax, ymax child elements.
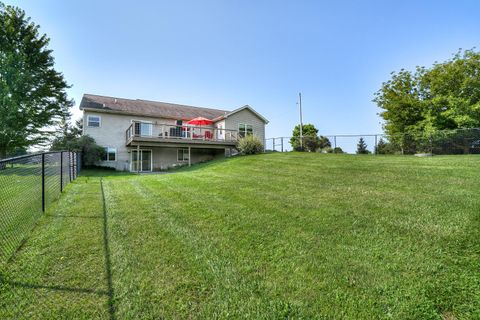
<box><xmin>79</xmin><ymin>94</ymin><xmax>268</xmax><ymax>171</ymax></box>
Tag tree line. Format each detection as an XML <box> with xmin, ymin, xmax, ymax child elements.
<box><xmin>290</xmin><ymin>49</ymin><xmax>480</xmax><ymax>155</ymax></box>
<box><xmin>290</xmin><ymin>124</ymin><xmax>378</xmax><ymax>154</ymax></box>
<box><xmin>373</xmin><ymin>49</ymin><xmax>480</xmax><ymax>154</ymax></box>
<box><xmin>0</xmin><ymin>3</ymin><xmax>104</xmax><ymax>164</ymax></box>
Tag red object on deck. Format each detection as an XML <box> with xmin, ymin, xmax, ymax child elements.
<box><xmin>186</xmin><ymin>117</ymin><xmax>213</xmax><ymax>125</ymax></box>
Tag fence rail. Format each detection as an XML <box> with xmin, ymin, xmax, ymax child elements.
<box><xmin>0</xmin><ymin>151</ymin><xmax>80</xmax><ymax>265</ymax></box>
<box><xmin>265</xmin><ymin>128</ymin><xmax>480</xmax><ymax>155</ymax></box>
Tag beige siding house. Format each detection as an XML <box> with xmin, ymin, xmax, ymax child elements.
<box><xmin>80</xmin><ymin>94</ymin><xmax>268</xmax><ymax>172</ymax></box>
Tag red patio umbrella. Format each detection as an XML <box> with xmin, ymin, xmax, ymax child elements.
<box><xmin>186</xmin><ymin>117</ymin><xmax>213</xmax><ymax>126</ymax></box>
<box><xmin>186</xmin><ymin>117</ymin><xmax>214</xmax><ymax>139</ymax></box>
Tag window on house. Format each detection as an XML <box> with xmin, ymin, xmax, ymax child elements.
<box><xmin>133</xmin><ymin>121</ymin><xmax>153</xmax><ymax>136</ymax></box>
<box><xmin>171</xmin><ymin>120</ymin><xmax>183</xmax><ymax>137</ymax></box>
<box><xmin>238</xmin><ymin>124</ymin><xmax>253</xmax><ymax>137</ymax></box>
<box><xmin>102</xmin><ymin>147</ymin><xmax>116</xmax><ymax>161</ymax></box>
<box><xmin>87</xmin><ymin>115</ymin><xmax>101</xmax><ymax>127</ymax></box>
<box><xmin>177</xmin><ymin>148</ymin><xmax>189</xmax><ymax>162</ymax></box>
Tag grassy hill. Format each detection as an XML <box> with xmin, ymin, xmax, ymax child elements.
<box><xmin>1</xmin><ymin>153</ymin><xmax>480</xmax><ymax>319</ymax></box>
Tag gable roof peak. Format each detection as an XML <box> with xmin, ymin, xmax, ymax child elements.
<box><xmin>224</xmin><ymin>105</ymin><xmax>269</xmax><ymax>124</ymax></box>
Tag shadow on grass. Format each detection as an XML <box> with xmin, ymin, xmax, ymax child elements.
<box><xmin>79</xmin><ymin>156</ymin><xmax>239</xmax><ymax>176</ymax></box>
<box><xmin>100</xmin><ymin>178</ymin><xmax>116</xmax><ymax>320</ymax></box>
<box><xmin>48</xmin><ymin>214</ymin><xmax>103</xmax><ymax>219</ymax></box>
<box><xmin>80</xmin><ymin>167</ymin><xmax>134</xmax><ymax>178</ymax></box>
<box><xmin>0</xmin><ymin>178</ymin><xmax>117</xmax><ymax>320</ymax></box>
<box><xmin>0</xmin><ymin>277</ymin><xmax>108</xmax><ymax>296</ymax></box>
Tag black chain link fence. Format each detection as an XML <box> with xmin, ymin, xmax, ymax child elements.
<box><xmin>0</xmin><ymin>151</ymin><xmax>80</xmax><ymax>266</ymax></box>
<box><xmin>0</xmin><ymin>151</ymin><xmax>80</xmax><ymax>265</ymax></box>
<box><xmin>0</xmin><ymin>151</ymin><xmax>81</xmax><ymax>319</ymax></box>
<box><xmin>0</xmin><ymin>151</ymin><xmax>115</xmax><ymax>320</ymax></box>
<box><xmin>266</xmin><ymin>128</ymin><xmax>480</xmax><ymax>155</ymax></box>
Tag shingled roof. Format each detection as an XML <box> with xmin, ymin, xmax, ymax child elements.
<box><xmin>79</xmin><ymin>94</ymin><xmax>229</xmax><ymax>120</ymax></box>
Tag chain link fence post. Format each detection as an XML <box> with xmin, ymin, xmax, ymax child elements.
<box><xmin>41</xmin><ymin>153</ymin><xmax>45</xmax><ymax>212</ymax></box>
<box><xmin>68</xmin><ymin>151</ymin><xmax>72</xmax><ymax>182</ymax></box>
<box><xmin>60</xmin><ymin>151</ymin><xmax>63</xmax><ymax>192</ymax></box>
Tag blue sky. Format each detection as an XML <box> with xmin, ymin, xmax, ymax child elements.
<box><xmin>6</xmin><ymin>0</ymin><xmax>480</xmax><ymax>141</ymax></box>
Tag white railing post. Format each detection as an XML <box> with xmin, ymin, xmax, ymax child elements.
<box><xmin>126</xmin><ymin>122</ymin><xmax>239</xmax><ymax>144</ymax></box>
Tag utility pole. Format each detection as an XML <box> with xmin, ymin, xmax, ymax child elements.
<box><xmin>298</xmin><ymin>92</ymin><xmax>303</xmax><ymax>150</ymax></box>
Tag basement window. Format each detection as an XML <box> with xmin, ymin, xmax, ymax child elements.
<box><xmin>177</xmin><ymin>148</ymin><xmax>189</xmax><ymax>162</ymax></box>
<box><xmin>103</xmin><ymin>147</ymin><xmax>116</xmax><ymax>161</ymax></box>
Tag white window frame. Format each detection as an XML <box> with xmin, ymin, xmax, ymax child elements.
<box><xmin>177</xmin><ymin>148</ymin><xmax>190</xmax><ymax>162</ymax></box>
<box><xmin>238</xmin><ymin>123</ymin><xmax>253</xmax><ymax>137</ymax></box>
<box><xmin>103</xmin><ymin>147</ymin><xmax>117</xmax><ymax>162</ymax></box>
<box><xmin>132</xmin><ymin>119</ymin><xmax>153</xmax><ymax>136</ymax></box>
<box><xmin>87</xmin><ymin>115</ymin><xmax>101</xmax><ymax>127</ymax></box>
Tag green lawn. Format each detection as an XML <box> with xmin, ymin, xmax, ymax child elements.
<box><xmin>0</xmin><ymin>163</ymin><xmax>66</xmax><ymax>263</ymax></box>
<box><xmin>1</xmin><ymin>153</ymin><xmax>480</xmax><ymax>319</ymax></box>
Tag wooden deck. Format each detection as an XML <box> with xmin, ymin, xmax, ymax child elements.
<box><xmin>126</xmin><ymin>136</ymin><xmax>237</xmax><ymax>148</ymax></box>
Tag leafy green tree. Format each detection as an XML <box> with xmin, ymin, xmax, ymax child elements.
<box><xmin>50</xmin><ymin>119</ymin><xmax>83</xmax><ymax>151</ymax></box>
<box><xmin>356</xmin><ymin>137</ymin><xmax>370</xmax><ymax>154</ymax></box>
<box><xmin>50</xmin><ymin>119</ymin><xmax>104</xmax><ymax>166</ymax></box>
<box><xmin>318</xmin><ymin>136</ymin><xmax>331</xmax><ymax>150</ymax></box>
<box><xmin>431</xmin><ymin>128</ymin><xmax>480</xmax><ymax>155</ymax></box>
<box><xmin>332</xmin><ymin>147</ymin><xmax>344</xmax><ymax>154</ymax></box>
<box><xmin>303</xmin><ymin>136</ymin><xmax>321</xmax><ymax>152</ymax></box>
<box><xmin>325</xmin><ymin>146</ymin><xmax>345</xmax><ymax>154</ymax></box>
<box><xmin>68</xmin><ymin>135</ymin><xmax>105</xmax><ymax>166</ymax></box>
<box><xmin>4</xmin><ymin>147</ymin><xmax>27</xmax><ymax>158</ymax></box>
<box><xmin>374</xmin><ymin>49</ymin><xmax>480</xmax><ymax>153</ymax></box>
<box><xmin>0</xmin><ymin>3</ymin><xmax>72</xmax><ymax>158</ymax></box>
<box><xmin>290</xmin><ymin>124</ymin><xmax>320</xmax><ymax>152</ymax></box>
<box><xmin>375</xmin><ymin>137</ymin><xmax>397</xmax><ymax>154</ymax></box>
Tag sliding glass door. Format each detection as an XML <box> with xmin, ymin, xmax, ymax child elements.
<box><xmin>131</xmin><ymin>150</ymin><xmax>152</xmax><ymax>172</ymax></box>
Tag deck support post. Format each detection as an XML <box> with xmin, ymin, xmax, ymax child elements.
<box><xmin>188</xmin><ymin>147</ymin><xmax>191</xmax><ymax>167</ymax></box>
<box><xmin>137</xmin><ymin>144</ymin><xmax>140</xmax><ymax>173</ymax></box>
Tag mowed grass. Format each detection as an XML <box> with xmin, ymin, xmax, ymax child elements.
<box><xmin>1</xmin><ymin>153</ymin><xmax>480</xmax><ymax>319</ymax></box>
<box><xmin>0</xmin><ymin>164</ymin><xmax>67</xmax><ymax>261</ymax></box>
<box><xmin>0</xmin><ymin>176</ymin><xmax>111</xmax><ymax>319</ymax></box>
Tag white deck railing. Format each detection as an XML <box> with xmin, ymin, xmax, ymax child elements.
<box><xmin>126</xmin><ymin>121</ymin><xmax>239</xmax><ymax>143</ymax></box>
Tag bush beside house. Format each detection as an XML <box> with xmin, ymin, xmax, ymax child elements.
<box><xmin>238</xmin><ymin>135</ymin><xmax>264</xmax><ymax>155</ymax></box>
<box><xmin>50</xmin><ymin>120</ymin><xmax>105</xmax><ymax>166</ymax></box>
